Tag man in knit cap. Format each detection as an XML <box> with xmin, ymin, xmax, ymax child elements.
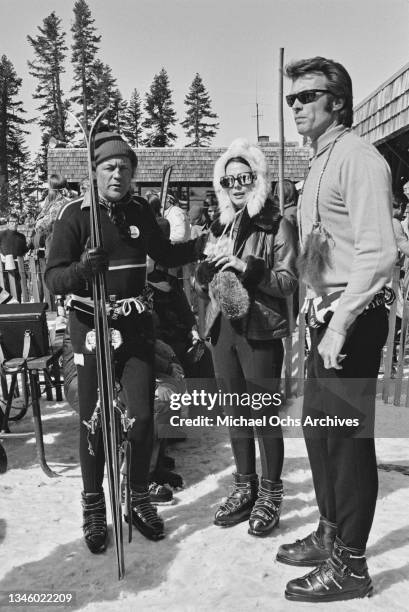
<box><xmin>46</xmin><ymin>132</ymin><xmax>206</xmax><ymax>554</ymax></box>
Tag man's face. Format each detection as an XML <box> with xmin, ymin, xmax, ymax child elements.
<box><xmin>289</xmin><ymin>73</ymin><xmax>339</xmax><ymax>141</ymax></box>
<box><xmin>8</xmin><ymin>219</ymin><xmax>18</xmax><ymax>231</ymax></box>
<box><xmin>96</xmin><ymin>156</ymin><xmax>132</xmax><ymax>202</ymax></box>
<box><xmin>403</xmin><ymin>182</ymin><xmax>409</xmax><ymax>201</ymax></box>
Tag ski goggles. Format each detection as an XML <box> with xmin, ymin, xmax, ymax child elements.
<box><xmin>220</xmin><ymin>172</ymin><xmax>256</xmax><ymax>189</ymax></box>
<box><xmin>285</xmin><ymin>89</ymin><xmax>331</xmax><ymax>107</ymax></box>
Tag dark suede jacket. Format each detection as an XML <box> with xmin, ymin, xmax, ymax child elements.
<box><xmin>196</xmin><ymin>198</ymin><xmax>298</xmax><ymax>341</ymax></box>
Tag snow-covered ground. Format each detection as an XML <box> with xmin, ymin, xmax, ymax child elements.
<box><xmin>1</xmin><ymin>396</ymin><xmax>408</xmax><ymax>612</ymax></box>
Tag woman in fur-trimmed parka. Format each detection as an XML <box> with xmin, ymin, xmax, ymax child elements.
<box><xmin>196</xmin><ymin>138</ymin><xmax>298</xmax><ymax>536</ymax></box>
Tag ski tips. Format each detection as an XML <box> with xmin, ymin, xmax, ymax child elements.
<box><xmin>66</xmin><ymin>108</ymin><xmax>111</xmax><ymax>142</ymax></box>
<box><xmin>91</xmin><ymin>107</ymin><xmax>110</xmax><ymax>133</ymax></box>
<box><xmin>67</xmin><ymin>110</ymin><xmax>87</xmax><ymax>138</ymax></box>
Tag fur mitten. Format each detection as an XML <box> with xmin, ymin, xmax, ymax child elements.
<box><xmin>209</xmin><ymin>270</ymin><xmax>250</xmax><ymax>320</ymax></box>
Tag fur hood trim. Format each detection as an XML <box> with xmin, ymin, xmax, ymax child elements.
<box><xmin>213</xmin><ymin>138</ymin><xmax>270</xmax><ymax>225</ymax></box>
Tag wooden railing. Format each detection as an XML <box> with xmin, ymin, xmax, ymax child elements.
<box><xmin>0</xmin><ymin>254</ymin><xmax>54</xmax><ymax>310</ymax></box>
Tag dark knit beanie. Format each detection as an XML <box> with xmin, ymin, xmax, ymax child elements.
<box><xmin>94</xmin><ymin>132</ymin><xmax>137</xmax><ymax>168</ymax></box>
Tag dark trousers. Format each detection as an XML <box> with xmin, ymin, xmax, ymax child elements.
<box><xmin>211</xmin><ymin>315</ymin><xmax>284</xmax><ymax>480</ymax></box>
<box><xmin>77</xmin><ymin>342</ymin><xmax>155</xmax><ymax>493</ymax></box>
<box><xmin>303</xmin><ymin>306</ymin><xmax>388</xmax><ymax>549</ymax></box>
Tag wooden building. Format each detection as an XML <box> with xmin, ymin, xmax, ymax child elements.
<box><xmin>47</xmin><ymin>141</ymin><xmax>309</xmax><ymax>207</ymax></box>
<box><xmin>354</xmin><ymin>61</ymin><xmax>409</xmax><ymax>192</ymax></box>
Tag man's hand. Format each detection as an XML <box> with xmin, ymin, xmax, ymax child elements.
<box><xmin>318</xmin><ymin>327</ymin><xmax>347</xmax><ymax>370</ymax></box>
<box><xmin>77</xmin><ymin>247</ymin><xmax>109</xmax><ymax>280</ymax></box>
<box><xmin>170</xmin><ymin>363</ymin><xmax>184</xmax><ymax>380</ymax></box>
<box><xmin>191</xmin><ymin>328</ymin><xmax>201</xmax><ymax>344</ymax></box>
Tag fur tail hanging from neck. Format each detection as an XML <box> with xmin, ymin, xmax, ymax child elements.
<box><xmin>297</xmin><ymin>225</ymin><xmax>334</xmax><ymax>295</ymax></box>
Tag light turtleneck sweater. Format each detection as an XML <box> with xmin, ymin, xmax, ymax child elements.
<box><xmin>299</xmin><ymin>124</ymin><xmax>397</xmax><ymax>335</ymax></box>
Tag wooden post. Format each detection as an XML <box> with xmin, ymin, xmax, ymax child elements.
<box><xmin>284</xmin><ymin>336</ymin><xmax>292</xmax><ymax>400</ymax></box>
<box><xmin>17</xmin><ymin>256</ymin><xmax>29</xmax><ymax>303</ymax></box>
<box><xmin>39</xmin><ymin>258</ymin><xmax>52</xmax><ymax>309</ymax></box>
<box><xmin>29</xmin><ymin>256</ymin><xmax>41</xmax><ymax>303</ymax></box>
<box><xmin>278</xmin><ymin>48</ymin><xmax>285</xmax><ymax>216</ymax></box>
<box><xmin>390</xmin><ymin>267</ymin><xmax>405</xmax><ymax>404</ymax></box>
<box><xmin>296</xmin><ymin>283</ymin><xmax>307</xmax><ymax>397</ymax></box>
<box><xmin>197</xmin><ymin>296</ymin><xmax>206</xmax><ymax>339</ymax></box>
<box><xmin>0</xmin><ymin>259</ymin><xmax>5</xmax><ymax>290</ymax></box>
<box><xmin>382</xmin><ymin>266</ymin><xmax>399</xmax><ymax>402</ymax></box>
<box><xmin>8</xmin><ymin>270</ymin><xmax>18</xmax><ymax>301</ymax></box>
<box><xmin>278</xmin><ymin>47</ymin><xmax>294</xmax><ymax>398</ymax></box>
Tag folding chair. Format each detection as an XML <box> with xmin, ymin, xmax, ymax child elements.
<box><xmin>0</xmin><ymin>303</ymin><xmax>63</xmax><ymax>477</ymax></box>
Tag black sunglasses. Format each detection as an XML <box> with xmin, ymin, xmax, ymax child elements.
<box><xmin>220</xmin><ymin>171</ymin><xmax>256</xmax><ymax>189</ymax></box>
<box><xmin>286</xmin><ymin>89</ymin><xmax>331</xmax><ymax>108</ymax></box>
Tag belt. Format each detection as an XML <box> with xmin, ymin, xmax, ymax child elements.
<box><xmin>302</xmin><ymin>286</ymin><xmax>395</xmax><ymax>329</ymax></box>
<box><xmin>66</xmin><ymin>286</ymin><xmax>154</xmax><ymax>319</ymax></box>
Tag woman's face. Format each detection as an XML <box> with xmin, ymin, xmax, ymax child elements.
<box><xmin>224</xmin><ymin>161</ymin><xmax>255</xmax><ymax>210</ymax></box>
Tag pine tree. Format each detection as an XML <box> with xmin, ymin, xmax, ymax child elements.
<box><xmin>88</xmin><ymin>60</ymin><xmax>124</xmax><ymax>130</ymax></box>
<box><xmin>122</xmin><ymin>89</ymin><xmax>143</xmax><ymax>147</ymax></box>
<box><xmin>27</xmin><ymin>11</ymin><xmax>69</xmax><ymax>142</ymax></box>
<box><xmin>7</xmin><ymin>130</ymin><xmax>33</xmax><ymax>213</ymax></box>
<box><xmin>111</xmin><ymin>91</ymin><xmax>128</xmax><ymax>134</ymax></box>
<box><xmin>181</xmin><ymin>73</ymin><xmax>219</xmax><ymax>147</ymax></box>
<box><xmin>143</xmin><ymin>68</ymin><xmax>177</xmax><ymax>147</ymax></box>
<box><xmin>71</xmin><ymin>0</ymin><xmax>101</xmax><ymax>131</ymax></box>
<box><xmin>0</xmin><ymin>55</ymin><xmax>31</xmax><ymax>213</ymax></box>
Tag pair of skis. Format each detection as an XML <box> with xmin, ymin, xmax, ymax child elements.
<box><xmin>68</xmin><ymin>110</ymin><xmax>127</xmax><ymax>579</ymax></box>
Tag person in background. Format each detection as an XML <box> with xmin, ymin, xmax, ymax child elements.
<box><xmin>392</xmin><ymin>194</ymin><xmax>409</xmax><ymax>259</ymax></box>
<box><xmin>145</xmin><ymin>191</ymin><xmax>171</xmax><ymax>239</ymax></box>
<box><xmin>188</xmin><ymin>202</ymin><xmax>211</xmax><ymax>314</ymax></box>
<box><xmin>273</xmin><ymin>179</ymin><xmax>299</xmax><ymax>229</ymax></box>
<box><xmin>32</xmin><ymin>174</ymin><xmax>69</xmax><ymax>257</ymax></box>
<box><xmin>389</xmin><ymin>195</ymin><xmax>409</xmax><ymax>374</ymax></box>
<box><xmin>149</xmin><ymin>338</ymin><xmax>186</xmax><ymax>504</ymax></box>
<box><xmin>29</xmin><ymin>174</ymin><xmax>70</xmax><ymax>310</ymax></box>
<box><xmin>207</xmin><ymin>202</ymin><xmax>218</xmax><ymax>224</ymax></box>
<box><xmin>163</xmin><ymin>193</ymin><xmax>191</xmax><ymax>243</ymax></box>
<box><xmin>0</xmin><ymin>214</ymin><xmax>28</xmax><ymax>259</ymax></box>
<box><xmin>162</xmin><ymin>192</ymin><xmax>191</xmax><ymax>293</ymax></box>
<box><xmin>189</xmin><ymin>202</ymin><xmax>210</xmax><ymax>238</ymax></box>
<box><xmin>0</xmin><ymin>214</ymin><xmax>29</xmax><ymax>300</ymax></box>
<box><xmin>80</xmin><ymin>177</ymin><xmax>90</xmax><ymax>196</ymax></box>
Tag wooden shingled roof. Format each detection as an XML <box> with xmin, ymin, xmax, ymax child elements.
<box><xmin>48</xmin><ymin>142</ymin><xmax>309</xmax><ymax>184</ymax></box>
<box><xmin>354</xmin><ymin>61</ymin><xmax>409</xmax><ymax>145</ymax></box>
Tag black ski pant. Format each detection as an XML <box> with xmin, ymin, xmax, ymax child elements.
<box><xmin>77</xmin><ymin>340</ymin><xmax>155</xmax><ymax>494</ymax></box>
<box><xmin>211</xmin><ymin>315</ymin><xmax>284</xmax><ymax>481</ymax></box>
<box><xmin>302</xmin><ymin>306</ymin><xmax>388</xmax><ymax>549</ymax></box>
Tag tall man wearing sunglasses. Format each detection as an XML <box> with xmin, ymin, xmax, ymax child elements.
<box><xmin>276</xmin><ymin>57</ymin><xmax>396</xmax><ymax>602</ymax></box>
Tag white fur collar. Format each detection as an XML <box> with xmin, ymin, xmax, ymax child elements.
<box><xmin>213</xmin><ymin>138</ymin><xmax>270</xmax><ymax>226</ymax></box>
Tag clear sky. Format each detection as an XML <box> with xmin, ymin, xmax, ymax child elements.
<box><xmin>1</xmin><ymin>0</ymin><xmax>409</xmax><ymax>153</ymax></box>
